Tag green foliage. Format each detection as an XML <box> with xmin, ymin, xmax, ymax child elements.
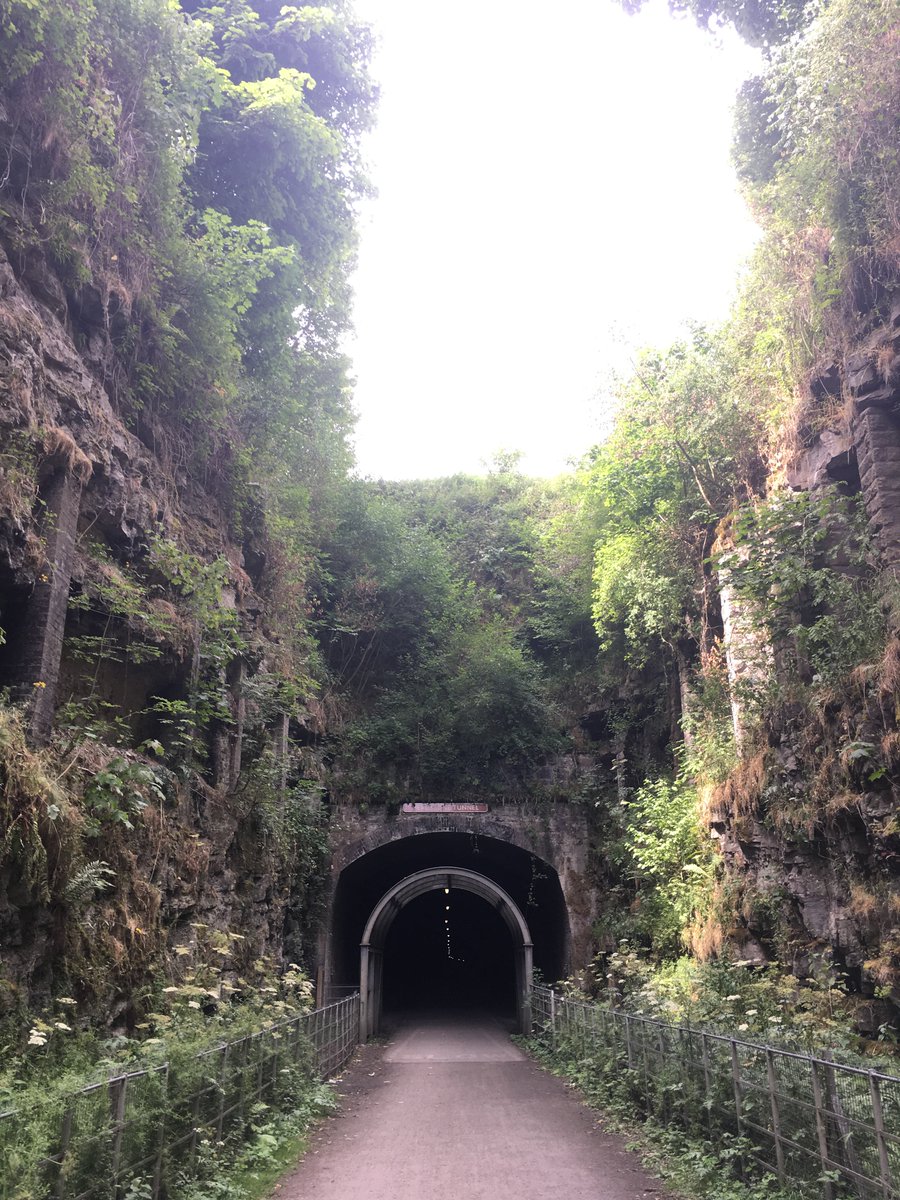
<box><xmin>592</xmin><ymin>531</ymin><xmax>693</xmax><ymax>664</ymax></box>
<box><xmin>623</xmin><ymin>773</ymin><xmax>715</xmax><ymax>956</ymax></box>
<box><xmin>172</xmin><ymin>1096</ymin><xmax>336</xmax><ymax>1200</ymax></box>
<box><xmin>62</xmin><ymin>536</ymin><xmax>244</xmax><ymax>758</ymax></box>
<box><xmin>83</xmin><ymin>757</ymin><xmax>165</xmax><ymax>835</ymax></box>
<box><xmin>0</xmin><ymin>0</ymin><xmax>216</xmax><ymax>285</ymax></box>
<box><xmin>0</xmin><ymin>0</ymin><xmax>373</xmax><ymax>570</ymax></box>
<box><xmin>597</xmin><ymin>944</ymin><xmax>883</xmax><ymax>1056</ymax></box>
<box><xmin>587</xmin><ymin>329</ymin><xmax>763</xmax><ymax>532</ymax></box>
<box><xmin>318</xmin><ymin>479</ymin><xmax>567</xmax><ymax>797</ymax></box>
<box><xmin>680</xmin><ymin>649</ymin><xmax>739</xmax><ymax>782</ymax></box>
<box><xmin>620</xmin><ymin>0</ymin><xmax>818</xmax><ymax>48</ymax></box>
<box><xmin>64</xmin><ymin>543</ymin><xmax>177</xmax><ymax>707</ymax></box>
<box><xmin>0</xmin><ymin>706</ymin><xmax>69</xmax><ymax>905</ymax></box>
<box><xmin>0</xmin><ymin>979</ymin><xmax>328</xmax><ymax>1200</ymax></box>
<box><xmin>583</xmin><ymin>327</ymin><xmax>765</xmax><ymax>665</ymax></box>
<box><xmin>721</xmin><ymin>487</ymin><xmax>888</xmax><ymax>691</ymax></box>
<box><xmin>236</xmin><ymin>758</ymin><xmax>329</xmax><ymax>877</ymax></box>
<box><xmin>62</xmin><ymin>860</ymin><xmax>117</xmax><ymax>906</ymax></box>
<box><xmin>735</xmin><ymin>0</ymin><xmax>900</xmax><ymax>268</ymax></box>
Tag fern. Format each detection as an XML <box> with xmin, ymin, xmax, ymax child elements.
<box><xmin>63</xmin><ymin>861</ymin><xmax>116</xmax><ymax>907</ymax></box>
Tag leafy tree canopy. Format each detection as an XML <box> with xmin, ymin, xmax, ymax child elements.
<box><xmin>619</xmin><ymin>0</ymin><xmax>819</xmax><ymax>48</ymax></box>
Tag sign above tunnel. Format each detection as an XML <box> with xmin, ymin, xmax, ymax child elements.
<box><xmin>401</xmin><ymin>802</ymin><xmax>489</xmax><ymax>814</ymax></box>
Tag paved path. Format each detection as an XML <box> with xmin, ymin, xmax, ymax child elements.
<box><xmin>275</xmin><ymin>1012</ymin><xmax>672</xmax><ymax>1200</ymax></box>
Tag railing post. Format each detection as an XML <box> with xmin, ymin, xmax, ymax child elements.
<box><xmin>549</xmin><ymin>988</ymin><xmax>557</xmax><ymax>1049</ymax></box>
<box><xmin>255</xmin><ymin>1033</ymin><xmax>264</xmax><ymax>1103</ymax></box>
<box><xmin>189</xmin><ymin>1085</ymin><xmax>201</xmax><ymax>1172</ymax></box>
<box><xmin>700</xmin><ymin>1032</ymin><xmax>713</xmax><ymax>1138</ymax></box>
<box><xmin>729</xmin><ymin>1041</ymin><xmax>743</xmax><ymax>1134</ymax></box>
<box><xmin>729</xmin><ymin>1039</ymin><xmax>747</xmax><ymax>1182</ymax></box>
<box><xmin>765</xmin><ymin>1048</ymin><xmax>786</xmax><ymax>1183</ymax></box>
<box><xmin>810</xmin><ymin>1059</ymin><xmax>836</xmax><ymax>1200</ymax></box>
<box><xmin>237</xmin><ymin>1038</ymin><xmax>248</xmax><ymax>1126</ymax></box>
<box><xmin>824</xmin><ymin>1056</ymin><xmax>863</xmax><ymax>1184</ymax></box>
<box><xmin>54</xmin><ymin>1106</ymin><xmax>73</xmax><ymax>1200</ymax></box>
<box><xmin>680</xmin><ymin>1028</ymin><xmax>700</xmax><ymax>1136</ymax></box>
<box><xmin>655</xmin><ymin>1024</ymin><xmax>666</xmax><ymax>1121</ymax></box>
<box><xmin>216</xmin><ymin>1044</ymin><xmax>228</xmax><ymax>1141</ymax></box>
<box><xmin>729</xmin><ymin>1041</ymin><xmax>748</xmax><ymax>1180</ymax></box>
<box><xmin>869</xmin><ymin>1074</ymin><xmax>892</xmax><ymax>1200</ymax></box>
<box><xmin>639</xmin><ymin>1020</ymin><xmax>651</xmax><ymax>1114</ymax></box>
<box><xmin>109</xmin><ymin>1075</ymin><xmax>128</xmax><ymax>1197</ymax></box>
<box><xmin>152</xmin><ymin>1065</ymin><xmax>169</xmax><ymax>1200</ymax></box>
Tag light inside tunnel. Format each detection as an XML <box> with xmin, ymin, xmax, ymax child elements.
<box><xmin>382</xmin><ymin>887</ymin><xmax>516</xmax><ymax>1016</ymax></box>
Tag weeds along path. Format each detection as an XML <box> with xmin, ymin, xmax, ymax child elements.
<box><xmin>275</xmin><ymin>1012</ymin><xmax>672</xmax><ymax>1200</ymax></box>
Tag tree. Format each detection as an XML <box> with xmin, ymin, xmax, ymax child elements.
<box><xmin>619</xmin><ymin>0</ymin><xmax>818</xmax><ymax>49</ymax></box>
<box><xmin>581</xmin><ymin>328</ymin><xmax>764</xmax><ymax>663</ymax></box>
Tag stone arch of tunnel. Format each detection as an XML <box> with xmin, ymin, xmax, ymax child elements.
<box><xmin>322</xmin><ymin>829</ymin><xmax>571</xmax><ymax>1030</ymax></box>
<box><xmin>360</xmin><ymin>867</ymin><xmax>534</xmax><ymax>1037</ymax></box>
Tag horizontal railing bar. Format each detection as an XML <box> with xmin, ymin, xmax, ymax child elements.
<box><xmin>534</xmin><ymin>984</ymin><xmax>900</xmax><ymax>1200</ymax></box>
<box><xmin>5</xmin><ymin>992</ymin><xmax>361</xmax><ymax>1200</ymax></box>
<box><xmin>534</xmin><ymin>986</ymin><xmax>900</xmax><ymax>1084</ymax></box>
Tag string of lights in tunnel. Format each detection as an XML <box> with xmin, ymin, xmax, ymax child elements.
<box><xmin>441</xmin><ymin>887</ymin><xmax>467</xmax><ymax>962</ymax></box>
<box><xmin>442</xmin><ymin>886</ymin><xmax>466</xmax><ymax>962</ymax></box>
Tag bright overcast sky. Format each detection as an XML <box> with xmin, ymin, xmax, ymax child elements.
<box><xmin>347</xmin><ymin>0</ymin><xmax>762</xmax><ymax>481</ymax></box>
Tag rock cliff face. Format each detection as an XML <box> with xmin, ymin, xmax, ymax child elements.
<box><xmin>2</xmin><ymin>219</ymin><xmax>899</xmax><ymax>1030</ymax></box>
<box><xmin>707</xmin><ymin>302</ymin><xmax>900</xmax><ymax>1025</ymax></box>
<box><xmin>848</xmin><ymin>302</ymin><xmax>900</xmax><ymax>568</ymax></box>
<box><xmin>0</xmin><ymin>237</ymin><xmax>318</xmax><ymax>1021</ymax></box>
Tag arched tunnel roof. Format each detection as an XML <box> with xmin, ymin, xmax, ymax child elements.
<box><xmin>361</xmin><ymin>866</ymin><xmax>533</xmax><ymax>951</ymax></box>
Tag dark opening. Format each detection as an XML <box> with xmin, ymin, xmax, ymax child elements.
<box><xmin>54</xmin><ymin>594</ymin><xmax>190</xmax><ymax>749</ymax></box>
<box><xmin>328</xmin><ymin>831</ymin><xmax>568</xmax><ymax>1009</ymax></box>
<box><xmin>0</xmin><ymin>583</ymin><xmax>33</xmax><ymax>690</ymax></box>
<box><xmin>580</xmin><ymin>709</ymin><xmax>610</xmax><ymax>742</ymax></box>
<box><xmin>827</xmin><ymin>446</ymin><xmax>861</xmax><ymax>495</ymax></box>
<box><xmin>381</xmin><ymin>888</ymin><xmax>515</xmax><ymax>1017</ymax></box>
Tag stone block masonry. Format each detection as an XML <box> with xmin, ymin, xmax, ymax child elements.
<box><xmin>848</xmin><ymin>330</ymin><xmax>900</xmax><ymax>571</ymax></box>
<box><xmin>9</xmin><ymin>467</ymin><xmax>83</xmax><ymax>743</ymax></box>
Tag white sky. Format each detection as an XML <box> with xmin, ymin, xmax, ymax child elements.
<box><xmin>347</xmin><ymin>0</ymin><xmax>762</xmax><ymax>481</ymax></box>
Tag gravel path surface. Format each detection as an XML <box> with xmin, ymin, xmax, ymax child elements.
<box><xmin>274</xmin><ymin>1012</ymin><xmax>673</xmax><ymax>1200</ymax></box>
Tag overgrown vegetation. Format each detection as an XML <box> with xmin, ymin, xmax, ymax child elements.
<box><xmin>313</xmin><ymin>468</ymin><xmax>596</xmax><ymax>800</ymax></box>
<box><xmin>1</xmin><ymin>0</ymin><xmax>900</xmax><ymax>1188</ymax></box>
<box><xmin>0</xmin><ymin>961</ymin><xmax>332</xmax><ymax>1200</ymax></box>
<box><xmin>525</xmin><ymin>1025</ymin><xmax>795</xmax><ymax>1200</ymax></box>
<box><xmin>570</xmin><ymin>0</ymin><xmax>900</xmax><ymax>1031</ymax></box>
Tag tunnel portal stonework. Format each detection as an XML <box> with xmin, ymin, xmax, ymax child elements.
<box><xmin>319</xmin><ymin>801</ymin><xmax>597</xmax><ymax>1004</ymax></box>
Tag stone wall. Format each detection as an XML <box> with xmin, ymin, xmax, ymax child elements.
<box><xmin>0</xmin><ymin>239</ymin><xmax>306</xmax><ymax>1020</ymax></box>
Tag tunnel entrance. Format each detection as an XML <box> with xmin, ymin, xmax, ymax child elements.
<box><xmin>359</xmin><ymin>868</ymin><xmax>533</xmax><ymax>1038</ymax></box>
<box><xmin>326</xmin><ymin>830</ymin><xmax>570</xmax><ymax>1019</ymax></box>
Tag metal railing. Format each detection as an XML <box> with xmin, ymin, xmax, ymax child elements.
<box><xmin>532</xmin><ymin>985</ymin><xmax>900</xmax><ymax>1200</ymax></box>
<box><xmin>0</xmin><ymin>993</ymin><xmax>359</xmax><ymax>1200</ymax></box>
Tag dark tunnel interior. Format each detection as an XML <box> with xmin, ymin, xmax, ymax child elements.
<box><xmin>328</xmin><ymin>831</ymin><xmax>569</xmax><ymax>1014</ymax></box>
<box><xmin>382</xmin><ymin>887</ymin><xmax>516</xmax><ymax>1016</ymax></box>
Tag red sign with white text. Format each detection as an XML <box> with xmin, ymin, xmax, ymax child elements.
<box><xmin>401</xmin><ymin>803</ymin><xmax>489</xmax><ymax>814</ymax></box>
